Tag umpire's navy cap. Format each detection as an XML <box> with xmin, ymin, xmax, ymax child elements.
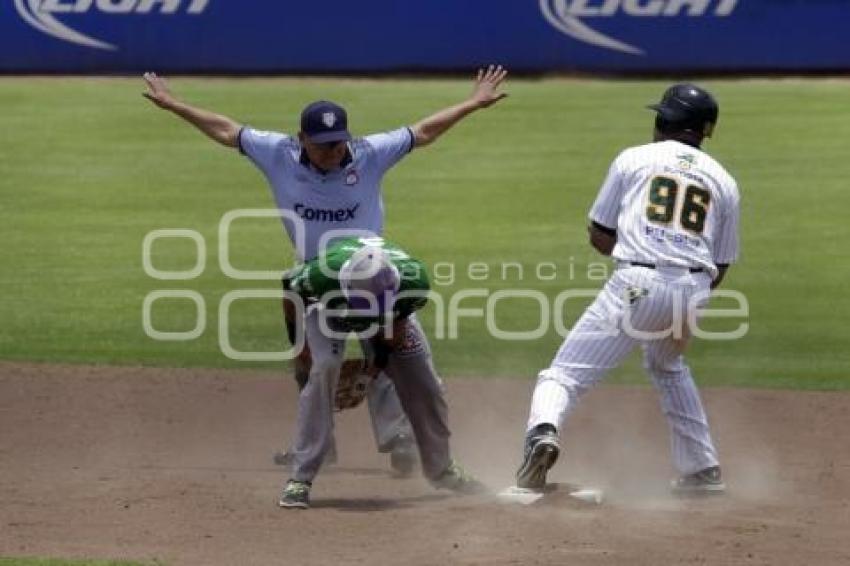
<box><xmin>300</xmin><ymin>100</ymin><xmax>351</xmax><ymax>144</ymax></box>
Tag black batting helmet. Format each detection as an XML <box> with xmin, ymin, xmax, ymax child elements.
<box><xmin>647</xmin><ymin>83</ymin><xmax>719</xmax><ymax>137</ymax></box>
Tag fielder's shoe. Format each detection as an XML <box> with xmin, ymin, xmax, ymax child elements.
<box><xmin>278</xmin><ymin>479</ymin><xmax>311</xmax><ymax>509</ymax></box>
<box><xmin>431</xmin><ymin>460</ymin><xmax>489</xmax><ymax>495</ymax></box>
<box><xmin>516</xmin><ymin>423</ymin><xmax>560</xmax><ymax>490</ymax></box>
<box><xmin>388</xmin><ymin>433</ymin><xmax>418</xmax><ymax>478</ymax></box>
<box><xmin>671</xmin><ymin>466</ymin><xmax>726</xmax><ymax>495</ymax></box>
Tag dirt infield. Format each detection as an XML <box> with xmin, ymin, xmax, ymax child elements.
<box><xmin>1</xmin><ymin>362</ymin><xmax>848</xmax><ymax>565</ymax></box>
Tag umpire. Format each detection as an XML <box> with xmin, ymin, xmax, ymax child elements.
<box><xmin>142</xmin><ymin>67</ymin><xmax>508</xmax><ymax>506</ymax></box>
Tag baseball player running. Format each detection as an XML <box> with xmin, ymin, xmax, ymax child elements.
<box><xmin>516</xmin><ymin>84</ymin><xmax>739</xmax><ymax>495</ymax></box>
<box><xmin>141</xmin><ymin>67</ymin><xmax>508</xmax><ymax>503</ymax></box>
<box><xmin>277</xmin><ymin>236</ymin><xmax>485</xmax><ymax>508</ymax></box>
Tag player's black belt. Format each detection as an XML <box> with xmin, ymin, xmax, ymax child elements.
<box><xmin>627</xmin><ymin>261</ymin><xmax>705</xmax><ymax>274</ymax></box>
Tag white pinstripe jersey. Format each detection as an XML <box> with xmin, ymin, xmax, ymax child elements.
<box><xmin>589</xmin><ymin>140</ymin><xmax>740</xmax><ymax>278</ymax></box>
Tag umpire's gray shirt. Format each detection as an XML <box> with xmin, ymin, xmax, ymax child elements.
<box><xmin>239</xmin><ymin>126</ymin><xmax>414</xmax><ymax>261</ymax></box>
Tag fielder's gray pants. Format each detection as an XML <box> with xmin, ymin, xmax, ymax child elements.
<box><xmin>309</xmin><ymin>371</ymin><xmax>411</xmax><ymax>462</ymax></box>
<box><xmin>291</xmin><ymin>311</ymin><xmax>451</xmax><ymax>483</ymax></box>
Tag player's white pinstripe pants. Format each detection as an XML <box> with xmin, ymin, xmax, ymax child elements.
<box><xmin>528</xmin><ymin>265</ymin><xmax>720</xmax><ymax>475</ymax></box>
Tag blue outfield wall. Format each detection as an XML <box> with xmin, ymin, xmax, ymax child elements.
<box><xmin>2</xmin><ymin>0</ymin><xmax>849</xmax><ymax>73</ymax></box>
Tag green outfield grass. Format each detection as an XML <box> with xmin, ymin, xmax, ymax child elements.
<box><xmin>0</xmin><ymin>77</ymin><xmax>847</xmax><ymax>389</ymax></box>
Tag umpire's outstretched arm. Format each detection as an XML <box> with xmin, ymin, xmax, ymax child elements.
<box><xmin>141</xmin><ymin>72</ymin><xmax>240</xmax><ymax>148</ymax></box>
<box><xmin>410</xmin><ymin>65</ymin><xmax>509</xmax><ymax>148</ymax></box>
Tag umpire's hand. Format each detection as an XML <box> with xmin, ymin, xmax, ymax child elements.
<box><xmin>142</xmin><ymin>72</ymin><xmax>177</xmax><ymax>110</ymax></box>
<box><xmin>469</xmin><ymin>65</ymin><xmax>509</xmax><ymax>108</ymax></box>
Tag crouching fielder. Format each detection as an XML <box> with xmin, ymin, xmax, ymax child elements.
<box><xmin>516</xmin><ymin>84</ymin><xmax>740</xmax><ymax>495</ymax></box>
<box><xmin>280</xmin><ymin>236</ymin><xmax>486</xmax><ymax>508</ymax></box>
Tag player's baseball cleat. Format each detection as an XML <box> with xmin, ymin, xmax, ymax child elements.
<box><xmin>278</xmin><ymin>479</ymin><xmax>311</xmax><ymax>509</ymax></box>
<box><xmin>516</xmin><ymin>423</ymin><xmax>560</xmax><ymax>490</ymax></box>
<box><xmin>431</xmin><ymin>461</ymin><xmax>489</xmax><ymax>495</ymax></box>
<box><xmin>670</xmin><ymin>465</ymin><xmax>725</xmax><ymax>495</ymax></box>
<box><xmin>388</xmin><ymin>433</ymin><xmax>417</xmax><ymax>478</ymax></box>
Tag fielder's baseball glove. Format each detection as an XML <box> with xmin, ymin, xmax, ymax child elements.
<box><xmin>334</xmin><ymin>358</ymin><xmax>374</xmax><ymax>412</ymax></box>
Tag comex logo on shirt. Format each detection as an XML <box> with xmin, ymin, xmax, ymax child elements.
<box><xmin>539</xmin><ymin>0</ymin><xmax>738</xmax><ymax>56</ymax></box>
<box><xmin>294</xmin><ymin>203</ymin><xmax>360</xmax><ymax>222</ymax></box>
<box><xmin>14</xmin><ymin>0</ymin><xmax>211</xmax><ymax>51</ymax></box>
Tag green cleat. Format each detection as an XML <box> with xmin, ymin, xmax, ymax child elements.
<box><xmin>431</xmin><ymin>461</ymin><xmax>488</xmax><ymax>495</ymax></box>
<box><xmin>278</xmin><ymin>479</ymin><xmax>311</xmax><ymax>509</ymax></box>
